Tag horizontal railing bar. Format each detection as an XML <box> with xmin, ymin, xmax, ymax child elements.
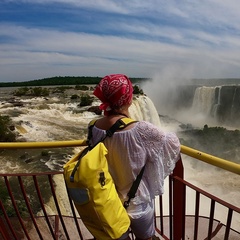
<box><xmin>0</xmin><ymin>140</ymin><xmax>87</xmax><ymax>149</ymax></box>
<box><xmin>180</xmin><ymin>145</ymin><xmax>240</xmax><ymax>175</ymax></box>
<box><xmin>0</xmin><ymin>141</ymin><xmax>239</xmax><ymax>175</ymax></box>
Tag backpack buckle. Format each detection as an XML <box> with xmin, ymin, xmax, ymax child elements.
<box><xmin>99</xmin><ymin>172</ymin><xmax>106</xmax><ymax>187</ymax></box>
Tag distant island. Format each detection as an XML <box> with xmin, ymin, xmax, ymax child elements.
<box><xmin>0</xmin><ymin>76</ymin><xmax>150</xmax><ymax>87</ymax></box>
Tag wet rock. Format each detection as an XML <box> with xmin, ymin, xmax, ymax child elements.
<box><xmin>25</xmin><ymin>158</ymin><xmax>34</xmax><ymax>163</ymax></box>
<box><xmin>9</xmin><ymin>125</ymin><xmax>15</xmax><ymax>131</ymax></box>
<box><xmin>7</xmin><ymin>98</ymin><xmax>24</xmax><ymax>107</ymax></box>
<box><xmin>41</xmin><ymin>150</ymin><xmax>49</xmax><ymax>156</ymax></box>
<box><xmin>13</xmin><ymin>102</ymin><xmax>24</xmax><ymax>107</ymax></box>
<box><xmin>19</xmin><ymin>152</ymin><xmax>30</xmax><ymax>159</ymax></box>
<box><xmin>87</xmin><ymin>106</ymin><xmax>102</xmax><ymax>115</ymax></box>
<box><xmin>19</xmin><ymin>152</ymin><xmax>34</xmax><ymax>163</ymax></box>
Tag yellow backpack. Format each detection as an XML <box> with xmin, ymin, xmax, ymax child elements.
<box><xmin>63</xmin><ymin>117</ymin><xmax>137</xmax><ymax>240</ymax></box>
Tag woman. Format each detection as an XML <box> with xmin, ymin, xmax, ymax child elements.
<box><xmin>90</xmin><ymin>74</ymin><xmax>180</xmax><ymax>240</ymax></box>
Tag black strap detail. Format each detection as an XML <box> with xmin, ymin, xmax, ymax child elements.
<box><xmin>106</xmin><ymin>119</ymin><xmax>126</xmax><ymax>137</ymax></box>
<box><xmin>124</xmin><ymin>165</ymin><xmax>145</xmax><ymax>209</ymax></box>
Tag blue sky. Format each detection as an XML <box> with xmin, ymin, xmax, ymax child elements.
<box><xmin>1</xmin><ymin>0</ymin><xmax>240</xmax><ymax>82</ymax></box>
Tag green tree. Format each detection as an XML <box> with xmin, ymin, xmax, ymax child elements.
<box><xmin>71</xmin><ymin>94</ymin><xmax>80</xmax><ymax>100</ymax></box>
<box><xmin>13</xmin><ymin>87</ymin><xmax>29</xmax><ymax>96</ymax></box>
<box><xmin>75</xmin><ymin>85</ymin><xmax>89</xmax><ymax>90</ymax></box>
<box><xmin>79</xmin><ymin>94</ymin><xmax>94</xmax><ymax>106</ymax></box>
<box><xmin>133</xmin><ymin>85</ymin><xmax>144</xmax><ymax>94</ymax></box>
<box><xmin>30</xmin><ymin>87</ymin><xmax>49</xmax><ymax>96</ymax></box>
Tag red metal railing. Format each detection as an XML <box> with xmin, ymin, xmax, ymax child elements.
<box><xmin>168</xmin><ymin>159</ymin><xmax>240</xmax><ymax>240</ymax></box>
<box><xmin>0</xmin><ymin>143</ymin><xmax>240</xmax><ymax>239</ymax></box>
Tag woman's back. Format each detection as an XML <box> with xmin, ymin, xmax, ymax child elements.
<box><xmin>90</xmin><ymin>120</ymin><xmax>180</xmax><ymax>205</ymax></box>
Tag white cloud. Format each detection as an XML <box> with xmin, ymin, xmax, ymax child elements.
<box><xmin>1</xmin><ymin>23</ymin><xmax>240</xmax><ymax>82</ymax></box>
<box><xmin>1</xmin><ymin>1</ymin><xmax>240</xmax><ymax>81</ymax></box>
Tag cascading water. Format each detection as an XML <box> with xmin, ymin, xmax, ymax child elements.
<box><xmin>190</xmin><ymin>85</ymin><xmax>240</xmax><ymax>127</ymax></box>
<box><xmin>212</xmin><ymin>86</ymin><xmax>221</xmax><ymax>118</ymax></box>
<box><xmin>129</xmin><ymin>95</ymin><xmax>161</xmax><ymax>127</ymax></box>
<box><xmin>191</xmin><ymin>86</ymin><xmax>216</xmax><ymax>115</ymax></box>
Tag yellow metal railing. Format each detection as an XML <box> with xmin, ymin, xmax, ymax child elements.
<box><xmin>180</xmin><ymin>145</ymin><xmax>240</xmax><ymax>175</ymax></box>
<box><xmin>0</xmin><ymin>140</ymin><xmax>87</xmax><ymax>149</ymax></box>
<box><xmin>0</xmin><ymin>141</ymin><xmax>239</xmax><ymax>175</ymax></box>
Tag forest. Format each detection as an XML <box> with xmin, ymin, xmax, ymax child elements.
<box><xmin>0</xmin><ymin>76</ymin><xmax>150</xmax><ymax>87</ymax></box>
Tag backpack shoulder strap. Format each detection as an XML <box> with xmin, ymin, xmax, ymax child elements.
<box><xmin>124</xmin><ymin>165</ymin><xmax>145</xmax><ymax>209</ymax></box>
<box><xmin>106</xmin><ymin>117</ymin><xmax>138</xmax><ymax>137</ymax></box>
<box><xmin>117</xmin><ymin>117</ymin><xmax>138</xmax><ymax>129</ymax></box>
<box><xmin>87</xmin><ymin>119</ymin><xmax>98</xmax><ymax>144</ymax></box>
<box><xmin>88</xmin><ymin>119</ymin><xmax>98</xmax><ymax>127</ymax></box>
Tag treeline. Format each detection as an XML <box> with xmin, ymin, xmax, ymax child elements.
<box><xmin>0</xmin><ymin>76</ymin><xmax>150</xmax><ymax>87</ymax></box>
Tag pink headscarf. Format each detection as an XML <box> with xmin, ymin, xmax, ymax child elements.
<box><xmin>93</xmin><ymin>74</ymin><xmax>133</xmax><ymax>115</ymax></box>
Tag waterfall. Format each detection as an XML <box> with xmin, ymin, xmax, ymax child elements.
<box><xmin>191</xmin><ymin>86</ymin><xmax>216</xmax><ymax>115</ymax></box>
<box><xmin>230</xmin><ymin>87</ymin><xmax>240</xmax><ymax>121</ymax></box>
<box><xmin>129</xmin><ymin>95</ymin><xmax>161</xmax><ymax>127</ymax></box>
<box><xmin>212</xmin><ymin>86</ymin><xmax>221</xmax><ymax>118</ymax></box>
<box><xmin>190</xmin><ymin>85</ymin><xmax>240</xmax><ymax>127</ymax></box>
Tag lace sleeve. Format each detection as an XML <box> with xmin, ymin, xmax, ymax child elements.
<box><xmin>136</xmin><ymin>121</ymin><xmax>180</xmax><ymax>178</ymax></box>
<box><xmin>161</xmin><ymin>132</ymin><xmax>181</xmax><ymax>178</ymax></box>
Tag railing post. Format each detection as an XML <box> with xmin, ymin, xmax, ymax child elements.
<box><xmin>172</xmin><ymin>156</ymin><xmax>185</xmax><ymax>240</ymax></box>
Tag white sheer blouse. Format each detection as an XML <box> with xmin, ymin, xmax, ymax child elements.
<box><xmin>90</xmin><ymin>121</ymin><xmax>180</xmax><ymax>210</ymax></box>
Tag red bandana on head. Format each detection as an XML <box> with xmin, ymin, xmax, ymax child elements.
<box><xmin>93</xmin><ymin>74</ymin><xmax>133</xmax><ymax>115</ymax></box>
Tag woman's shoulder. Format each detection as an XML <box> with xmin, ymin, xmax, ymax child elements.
<box><xmin>136</xmin><ymin>121</ymin><xmax>164</xmax><ymax>134</ymax></box>
<box><xmin>134</xmin><ymin>121</ymin><xmax>166</xmax><ymax>143</ymax></box>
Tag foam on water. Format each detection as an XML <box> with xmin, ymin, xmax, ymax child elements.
<box><xmin>0</xmin><ymin>157</ymin><xmax>21</xmax><ymax>173</ymax></box>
